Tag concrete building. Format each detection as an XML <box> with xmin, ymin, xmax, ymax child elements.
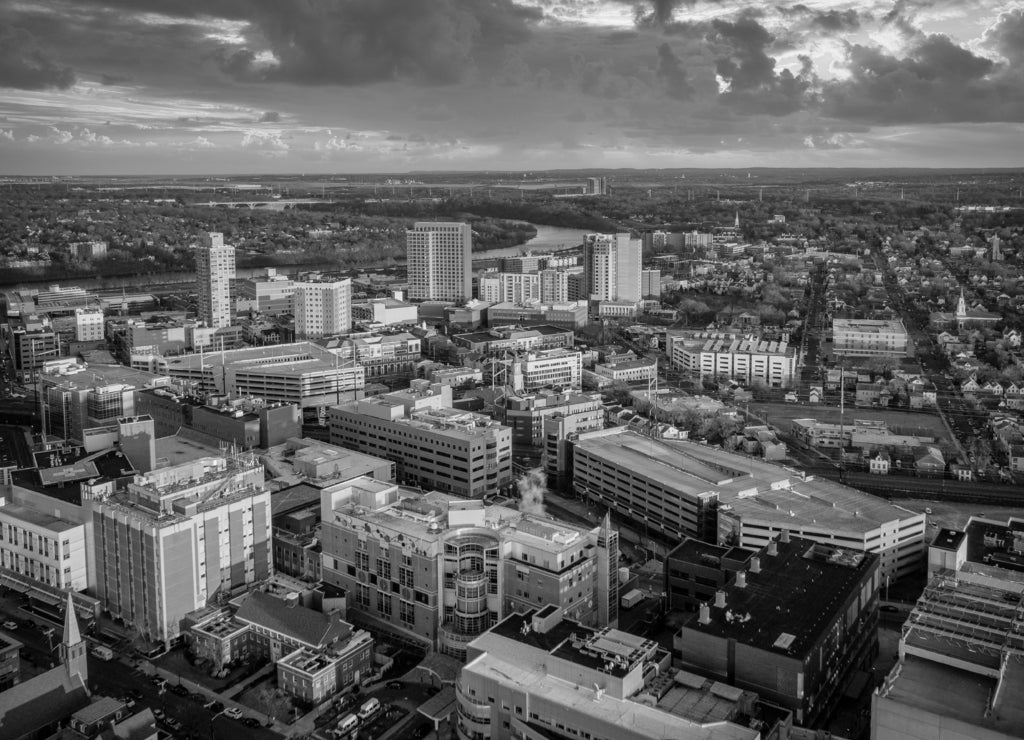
<box><xmin>292</xmin><ymin>278</ymin><xmax>352</xmax><ymax>339</ymax></box>
<box><xmin>73</xmin><ymin>308</ymin><xmax>104</xmax><ymax>342</ymax></box>
<box><xmin>4</xmin><ymin>314</ymin><xmax>59</xmax><ymax>378</ymax></box>
<box><xmin>539</xmin><ymin>269</ymin><xmax>571</xmax><ymax>303</ymax></box>
<box><xmin>236</xmin><ymin>268</ymin><xmax>296</xmax><ymax>316</ymax></box>
<box><xmin>664</xmin><ymin>538</ymin><xmax>753</xmax><ymax>612</ymax></box>
<box><xmin>641</xmin><ymin>269</ymin><xmax>662</xmax><ymax>299</ymax></box>
<box><xmin>407</xmin><ymin>222</ymin><xmax>472</xmax><ymax>303</ymax></box>
<box><xmin>317</xmin><ymin>332</ymin><xmax>422</xmax><ymax>384</ymax></box>
<box><xmin>676</xmin><ymin>535</ymin><xmax>879</xmax><ymax>727</ymax></box>
<box><xmin>667</xmin><ymin>331</ymin><xmax>798</xmax><ymax>388</ymax></box>
<box><xmin>583</xmin><ymin>233</ymin><xmax>641</xmax><ymax>303</ymax></box>
<box><xmin>195</xmin><ymin>232</ymin><xmax>235</xmax><ymax>329</ymax></box>
<box><xmin>0</xmin><ymin>500</ymin><xmax>89</xmax><ymax>592</ymax></box>
<box><xmin>328</xmin><ymin>382</ymin><xmax>513</xmax><ymax>498</ymax></box>
<box><xmin>872</xmin><ymin>517</ymin><xmax>1024</xmax><ymax>740</ymax></box>
<box><xmin>499</xmin><ymin>390</ymin><xmax>603</xmax><ymax>452</ymax></box>
<box><xmin>478</xmin><ymin>273</ymin><xmax>542</xmax><ymax>304</ymax></box>
<box><xmin>352</xmin><ymin>297</ymin><xmax>418</xmax><ymax>327</ymax></box>
<box><xmin>92</xmin><ymin>450</ymin><xmax>271</xmax><ymax>648</ymax></box>
<box><xmin>284</xmin><ymin>437</ymin><xmax>395</xmax><ymax>483</ymax></box>
<box><xmin>832</xmin><ymin>319</ymin><xmax>908</xmax><ymax>358</ymax></box>
<box><xmin>457</xmin><ymin>608</ymin><xmax>788</xmax><ymax>740</ymax></box>
<box><xmin>508</xmin><ymin>349</ymin><xmax>583</xmax><ymax>393</ymax></box>
<box><xmin>486</xmin><ymin>300</ymin><xmax>589</xmax><ymax>330</ymax></box>
<box><xmin>453</xmin><ymin>325</ymin><xmax>574</xmax><ymax>356</ymax></box>
<box><xmin>593</xmin><ymin>357</ymin><xmax>658</xmax><ymax>384</ymax></box>
<box><xmin>162</xmin><ymin>342</ymin><xmax>365</xmax><ymax>418</ymax></box>
<box><xmin>319</xmin><ymin>479</ymin><xmax>620</xmax><ymax>657</ymax></box>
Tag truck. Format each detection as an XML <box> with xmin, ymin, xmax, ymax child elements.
<box><xmin>90</xmin><ymin>645</ymin><xmax>114</xmax><ymax>661</ymax></box>
<box><xmin>620</xmin><ymin>588</ymin><xmax>645</xmax><ymax>609</ymax></box>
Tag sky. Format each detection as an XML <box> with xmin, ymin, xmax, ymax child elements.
<box><xmin>1</xmin><ymin>0</ymin><xmax>1024</xmax><ymax>175</ymax></box>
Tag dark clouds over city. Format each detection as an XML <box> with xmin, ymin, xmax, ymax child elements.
<box><xmin>1</xmin><ymin>0</ymin><xmax>1023</xmax><ymax>173</ymax></box>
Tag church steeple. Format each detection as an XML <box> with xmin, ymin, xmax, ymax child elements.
<box><xmin>60</xmin><ymin>592</ymin><xmax>88</xmax><ymax>686</ymax></box>
<box><xmin>734</xmin><ymin>210</ymin><xmax>740</xmax><ymax>228</ymax></box>
<box><xmin>956</xmin><ymin>288</ymin><xmax>967</xmax><ymax>319</ymax></box>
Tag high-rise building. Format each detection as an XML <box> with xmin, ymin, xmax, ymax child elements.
<box><xmin>195</xmin><ymin>232</ymin><xmax>235</xmax><ymax>329</ymax></box>
<box><xmin>539</xmin><ymin>268</ymin><xmax>570</xmax><ymax>303</ymax></box>
<box><xmin>292</xmin><ymin>279</ymin><xmax>352</xmax><ymax>339</ymax></box>
<box><xmin>406</xmin><ymin>222</ymin><xmax>472</xmax><ymax>302</ymax></box>
<box><xmin>91</xmin><ymin>451</ymin><xmax>271</xmax><ymax>648</ymax></box>
<box><xmin>641</xmin><ymin>269</ymin><xmax>661</xmax><ymax>299</ymax></box>
<box><xmin>318</xmin><ymin>479</ymin><xmax>619</xmax><ymax>657</ymax></box>
<box><xmin>583</xmin><ymin>233</ymin><xmax>641</xmax><ymax>303</ymax></box>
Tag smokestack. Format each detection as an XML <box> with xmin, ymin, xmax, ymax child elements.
<box><xmin>750</xmin><ymin>556</ymin><xmax>761</xmax><ymax>574</ymax></box>
<box><xmin>736</xmin><ymin>571</ymin><xmax>747</xmax><ymax>588</ymax></box>
<box><xmin>714</xmin><ymin>590</ymin><xmax>726</xmax><ymax>609</ymax></box>
<box><xmin>780</xmin><ymin>529</ymin><xmax>790</xmax><ymax>544</ymax></box>
<box><xmin>767</xmin><ymin>541</ymin><xmax>778</xmax><ymax>557</ymax></box>
<box><xmin>699</xmin><ymin>603</ymin><xmax>711</xmax><ymax>625</ymax></box>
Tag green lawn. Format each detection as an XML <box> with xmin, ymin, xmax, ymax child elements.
<box><xmin>747</xmin><ymin>401</ymin><xmax>952</xmax><ymax>443</ymax></box>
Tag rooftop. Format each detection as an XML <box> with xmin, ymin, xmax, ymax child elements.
<box><xmin>682</xmin><ymin>536</ymin><xmax>877</xmax><ymax>657</ymax></box>
<box><xmin>832</xmin><ymin>318</ymin><xmax>907</xmax><ymax>334</ymax></box>
<box><xmin>931</xmin><ymin>527</ymin><xmax>967</xmax><ymax>552</ymax></box>
<box><xmin>164</xmin><ymin>342</ymin><xmax>361</xmax><ymax>378</ymax></box>
<box><xmin>233</xmin><ymin>591</ymin><xmax>351</xmax><ymax>649</ymax></box>
<box><xmin>0</xmin><ymin>503</ymin><xmax>78</xmax><ymax>533</ymax></box>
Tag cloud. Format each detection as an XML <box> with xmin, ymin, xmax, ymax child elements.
<box><xmin>821</xmin><ymin>33</ymin><xmax>1023</xmax><ymax>124</ymax></box>
<box><xmin>258</xmin><ymin>110</ymin><xmax>281</xmax><ymax>123</ymax></box>
<box><xmin>0</xmin><ymin>128</ymin><xmax>14</xmax><ymax>141</ymax></box>
<box><xmin>984</xmin><ymin>7</ymin><xmax>1024</xmax><ymax>66</ymax></box>
<box><xmin>240</xmin><ymin>129</ymin><xmax>288</xmax><ymax>150</ymax></box>
<box><xmin>0</xmin><ymin>23</ymin><xmax>76</xmax><ymax>90</ymax></box>
<box><xmin>656</xmin><ymin>43</ymin><xmax>694</xmax><ymax>101</ymax></box>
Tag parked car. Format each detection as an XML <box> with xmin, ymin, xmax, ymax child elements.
<box><xmin>1</xmin><ymin>621</ymin><xmax>17</xmax><ymax>630</ymax></box>
<box><xmin>241</xmin><ymin>717</ymin><xmax>260</xmax><ymax>728</ymax></box>
<box><xmin>224</xmin><ymin>707</ymin><xmax>243</xmax><ymax>720</ymax></box>
<box><xmin>385</xmin><ymin>680</ymin><xmax>403</xmax><ymax>690</ymax></box>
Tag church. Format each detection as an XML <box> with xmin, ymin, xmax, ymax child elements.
<box><xmin>0</xmin><ymin>593</ymin><xmax>91</xmax><ymax>739</ymax></box>
<box><xmin>929</xmin><ymin>288</ymin><xmax>1001</xmax><ymax>332</ymax></box>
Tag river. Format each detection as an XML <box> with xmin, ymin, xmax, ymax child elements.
<box><xmin>1</xmin><ymin>223</ymin><xmax>589</xmax><ymax>292</ymax></box>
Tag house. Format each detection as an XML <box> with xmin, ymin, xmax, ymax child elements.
<box><xmin>982</xmin><ymin>381</ymin><xmax>1005</xmax><ymax>396</ymax></box>
<box><xmin>869</xmin><ymin>451</ymin><xmax>891</xmax><ymax>475</ymax></box>
<box><xmin>960</xmin><ymin>376</ymin><xmax>981</xmax><ymax>395</ymax></box>
<box><xmin>950</xmin><ymin>462</ymin><xmax>974</xmax><ymax>481</ymax></box>
<box><xmin>1010</xmin><ymin>445</ymin><xmax>1024</xmax><ymax>473</ymax></box>
<box><xmin>914</xmin><ymin>446</ymin><xmax>945</xmax><ymax>477</ymax></box>
<box><xmin>808</xmin><ymin>386</ymin><xmax>823</xmax><ymax>404</ymax></box>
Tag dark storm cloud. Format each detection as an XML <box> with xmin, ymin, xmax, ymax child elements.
<box><xmin>707</xmin><ymin>16</ymin><xmax>813</xmax><ymax>116</ymax></box>
<box><xmin>985</xmin><ymin>8</ymin><xmax>1024</xmax><ymax>66</ymax></box>
<box><xmin>656</xmin><ymin>43</ymin><xmax>694</xmax><ymax>101</ymax></box>
<box><xmin>821</xmin><ymin>34</ymin><xmax>1024</xmax><ymax>124</ymax></box>
<box><xmin>0</xmin><ymin>22</ymin><xmax>75</xmax><ymax>90</ymax></box>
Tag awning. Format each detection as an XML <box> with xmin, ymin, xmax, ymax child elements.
<box><xmin>417</xmin><ymin>687</ymin><xmax>457</xmax><ymax>722</ymax></box>
<box><xmin>28</xmin><ymin>588</ymin><xmax>62</xmax><ymax>606</ymax></box>
<box><xmin>0</xmin><ymin>576</ymin><xmax>30</xmax><ymax>593</ymax></box>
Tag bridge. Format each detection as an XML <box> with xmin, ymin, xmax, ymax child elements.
<box><xmin>201</xmin><ymin>199</ymin><xmax>334</xmax><ymax>210</ymax></box>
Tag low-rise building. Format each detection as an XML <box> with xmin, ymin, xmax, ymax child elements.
<box><xmin>832</xmin><ymin>318</ymin><xmax>908</xmax><ymax>358</ymax></box>
<box><xmin>667</xmin><ymin>331</ymin><xmax>797</xmax><ymax>388</ymax></box>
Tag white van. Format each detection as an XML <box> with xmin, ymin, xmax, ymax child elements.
<box><xmin>90</xmin><ymin>645</ymin><xmax>114</xmax><ymax>661</ymax></box>
<box><xmin>336</xmin><ymin>713</ymin><xmax>359</xmax><ymax>736</ymax></box>
<box><xmin>358</xmin><ymin>697</ymin><xmax>380</xmax><ymax>720</ymax></box>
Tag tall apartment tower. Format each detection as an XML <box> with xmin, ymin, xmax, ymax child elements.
<box><xmin>293</xmin><ymin>279</ymin><xmax>352</xmax><ymax>339</ymax></box>
<box><xmin>583</xmin><ymin>233</ymin><xmax>641</xmax><ymax>302</ymax></box>
<box><xmin>196</xmin><ymin>232</ymin><xmax>235</xmax><ymax>328</ymax></box>
<box><xmin>406</xmin><ymin>222</ymin><xmax>472</xmax><ymax>302</ymax></box>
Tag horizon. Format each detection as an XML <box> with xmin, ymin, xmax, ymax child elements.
<box><xmin>2</xmin><ymin>1</ymin><xmax>1024</xmax><ymax>174</ymax></box>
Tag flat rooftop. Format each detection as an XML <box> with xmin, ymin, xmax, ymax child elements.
<box><xmin>964</xmin><ymin>516</ymin><xmax>1024</xmax><ymax>573</ymax></box>
<box><xmin>0</xmin><ymin>503</ymin><xmax>78</xmax><ymax>533</ymax></box>
<box><xmin>165</xmin><ymin>342</ymin><xmax>359</xmax><ymax>377</ymax></box>
<box><xmin>832</xmin><ymin>319</ymin><xmax>907</xmax><ymax>334</ymax></box>
<box><xmin>877</xmin><ymin>655</ymin><xmax>1024</xmax><ymax>737</ymax></box>
<box><xmin>682</xmin><ymin>537</ymin><xmax>876</xmax><ymax>657</ymax></box>
<box><xmin>931</xmin><ymin>527</ymin><xmax>966</xmax><ymax>552</ymax></box>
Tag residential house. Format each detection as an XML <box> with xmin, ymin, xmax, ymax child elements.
<box><xmin>914</xmin><ymin>446</ymin><xmax>945</xmax><ymax>477</ymax></box>
<box><xmin>869</xmin><ymin>451</ymin><xmax>891</xmax><ymax>475</ymax></box>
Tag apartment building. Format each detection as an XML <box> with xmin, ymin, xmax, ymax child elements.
<box><xmin>539</xmin><ymin>269</ymin><xmax>571</xmax><ymax>303</ymax></box>
<box><xmin>667</xmin><ymin>331</ymin><xmax>797</xmax><ymax>388</ymax></box>
<box><xmin>195</xmin><ymin>232</ymin><xmax>235</xmax><ymax>329</ymax></box>
<box><xmin>92</xmin><ymin>450</ymin><xmax>271</xmax><ymax>648</ymax></box>
<box><xmin>318</xmin><ymin>479</ymin><xmax>619</xmax><ymax>657</ymax></box>
<box><xmin>478</xmin><ymin>273</ymin><xmax>541</xmax><ymax>304</ymax></box>
<box><xmin>235</xmin><ymin>268</ymin><xmax>296</xmax><ymax>316</ymax></box>
<box><xmin>0</xmin><ymin>503</ymin><xmax>88</xmax><ymax>592</ymax></box>
<box><xmin>406</xmin><ymin>222</ymin><xmax>472</xmax><ymax>302</ymax></box>
<box><xmin>832</xmin><ymin>318</ymin><xmax>908</xmax><ymax>358</ymax></box>
<box><xmin>457</xmin><ymin>608</ymin><xmax>788</xmax><ymax>740</ymax></box>
<box><xmin>583</xmin><ymin>233</ymin><xmax>641</xmax><ymax>303</ymax></box>
<box><xmin>328</xmin><ymin>382</ymin><xmax>512</xmax><ymax>498</ymax></box>
<box><xmin>292</xmin><ymin>279</ymin><xmax>352</xmax><ymax>339</ymax></box>
<box><xmin>676</xmin><ymin>534</ymin><xmax>879</xmax><ymax>727</ymax></box>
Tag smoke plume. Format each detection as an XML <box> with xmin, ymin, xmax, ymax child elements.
<box><xmin>517</xmin><ymin>467</ymin><xmax>546</xmax><ymax>516</ymax></box>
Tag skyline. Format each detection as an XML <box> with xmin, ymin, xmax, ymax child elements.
<box><xmin>2</xmin><ymin>0</ymin><xmax>1024</xmax><ymax>174</ymax></box>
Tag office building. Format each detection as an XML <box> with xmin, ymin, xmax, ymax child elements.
<box><xmin>832</xmin><ymin>319</ymin><xmax>908</xmax><ymax>358</ymax></box>
<box><xmin>319</xmin><ymin>479</ymin><xmax>619</xmax><ymax>657</ymax></box>
<box><xmin>293</xmin><ymin>278</ymin><xmax>352</xmax><ymax>339</ymax></box>
<box><xmin>457</xmin><ymin>608</ymin><xmax>789</xmax><ymax>740</ymax></box>
<box><xmin>236</xmin><ymin>268</ymin><xmax>296</xmax><ymax>316</ymax></box>
<box><xmin>163</xmin><ymin>342</ymin><xmax>364</xmax><ymax>417</ymax></box>
<box><xmin>541</xmin><ymin>398</ymin><xmax>606</xmax><ymax>491</ymax></box>
<box><xmin>664</xmin><ymin>538</ymin><xmax>753</xmax><ymax>612</ymax></box>
<box><xmin>572</xmin><ymin>428</ymin><xmax>925</xmax><ymax>581</ymax></box>
<box><xmin>872</xmin><ymin>517</ymin><xmax>1024</xmax><ymax>740</ymax></box>
<box><xmin>195</xmin><ymin>232</ymin><xmax>235</xmax><ymax>329</ymax></box>
<box><xmin>486</xmin><ymin>301</ymin><xmax>589</xmax><ymax>331</ymax></box>
<box><xmin>4</xmin><ymin>314</ymin><xmax>59</xmax><ymax>378</ymax></box>
<box><xmin>499</xmin><ymin>390</ymin><xmax>603</xmax><ymax>452</ymax></box>
<box><xmin>317</xmin><ymin>331</ymin><xmax>422</xmax><ymax>383</ymax></box>
<box><xmin>453</xmin><ymin>325</ymin><xmax>574</xmax><ymax>355</ymax></box>
<box><xmin>351</xmin><ymin>297</ymin><xmax>418</xmax><ymax>327</ymax></box>
<box><xmin>641</xmin><ymin>269</ymin><xmax>661</xmax><ymax>299</ymax></box>
<box><xmin>507</xmin><ymin>349</ymin><xmax>583</xmax><ymax>393</ymax></box>
<box><xmin>667</xmin><ymin>331</ymin><xmax>798</xmax><ymax>388</ymax></box>
<box><xmin>73</xmin><ymin>308</ymin><xmax>104</xmax><ymax>342</ymax></box>
<box><xmin>592</xmin><ymin>357</ymin><xmax>658</xmax><ymax>384</ymax></box>
<box><xmin>583</xmin><ymin>233</ymin><xmax>641</xmax><ymax>303</ymax></box>
<box><xmin>328</xmin><ymin>382</ymin><xmax>512</xmax><ymax>498</ymax></box>
<box><xmin>0</xmin><ymin>501</ymin><xmax>89</xmax><ymax>592</ymax></box>
<box><xmin>92</xmin><ymin>450</ymin><xmax>271</xmax><ymax>648</ymax></box>
<box><xmin>407</xmin><ymin>222</ymin><xmax>472</xmax><ymax>303</ymax></box>
<box><xmin>676</xmin><ymin>534</ymin><xmax>879</xmax><ymax>727</ymax></box>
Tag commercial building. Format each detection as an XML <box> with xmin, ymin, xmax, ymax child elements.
<box><xmin>195</xmin><ymin>232</ymin><xmax>235</xmax><ymax>329</ymax></box>
<box><xmin>236</xmin><ymin>268</ymin><xmax>296</xmax><ymax>316</ymax></box>
<box><xmin>583</xmin><ymin>233</ymin><xmax>641</xmax><ymax>303</ymax></box>
<box><xmin>73</xmin><ymin>308</ymin><xmax>104</xmax><ymax>342</ymax></box>
<box><xmin>592</xmin><ymin>357</ymin><xmax>658</xmax><ymax>384</ymax></box>
<box><xmin>0</xmin><ymin>501</ymin><xmax>89</xmax><ymax>592</ymax></box>
<box><xmin>453</xmin><ymin>325</ymin><xmax>574</xmax><ymax>355</ymax></box>
<box><xmin>407</xmin><ymin>222</ymin><xmax>473</xmax><ymax>303</ymax></box>
<box><xmin>641</xmin><ymin>269</ymin><xmax>662</xmax><ymax>299</ymax></box>
<box><xmin>664</xmin><ymin>538</ymin><xmax>753</xmax><ymax>612</ymax></box>
<box><xmin>293</xmin><ymin>278</ymin><xmax>353</xmax><ymax>339</ymax></box>
<box><xmin>541</xmin><ymin>397</ymin><xmax>607</xmax><ymax>491</ymax></box>
<box><xmin>831</xmin><ymin>318</ymin><xmax>908</xmax><ymax>358</ymax></box>
<box><xmin>572</xmin><ymin>429</ymin><xmax>925</xmax><ymax>581</ymax></box>
<box><xmin>92</xmin><ymin>450</ymin><xmax>272</xmax><ymax>648</ymax></box>
<box><xmin>676</xmin><ymin>534</ymin><xmax>879</xmax><ymax>727</ymax></box>
<box><xmin>162</xmin><ymin>342</ymin><xmax>365</xmax><ymax>417</ymax></box>
<box><xmin>485</xmin><ymin>300</ymin><xmax>589</xmax><ymax>331</ymax></box>
<box><xmin>872</xmin><ymin>517</ymin><xmax>1024</xmax><ymax>740</ymax></box>
<box><xmin>317</xmin><ymin>331</ymin><xmax>422</xmax><ymax>383</ymax></box>
<box><xmin>667</xmin><ymin>331</ymin><xmax>798</xmax><ymax>388</ymax></box>
<box><xmin>4</xmin><ymin>314</ymin><xmax>59</xmax><ymax>378</ymax></box>
<box><xmin>328</xmin><ymin>382</ymin><xmax>512</xmax><ymax>498</ymax></box>
<box><xmin>319</xmin><ymin>479</ymin><xmax>619</xmax><ymax>657</ymax></box>
<box><xmin>499</xmin><ymin>390</ymin><xmax>603</xmax><ymax>452</ymax></box>
<box><xmin>457</xmin><ymin>608</ymin><xmax>789</xmax><ymax>740</ymax></box>
<box><xmin>507</xmin><ymin>349</ymin><xmax>582</xmax><ymax>393</ymax></box>
<box><xmin>352</xmin><ymin>296</ymin><xmax>418</xmax><ymax>327</ymax></box>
